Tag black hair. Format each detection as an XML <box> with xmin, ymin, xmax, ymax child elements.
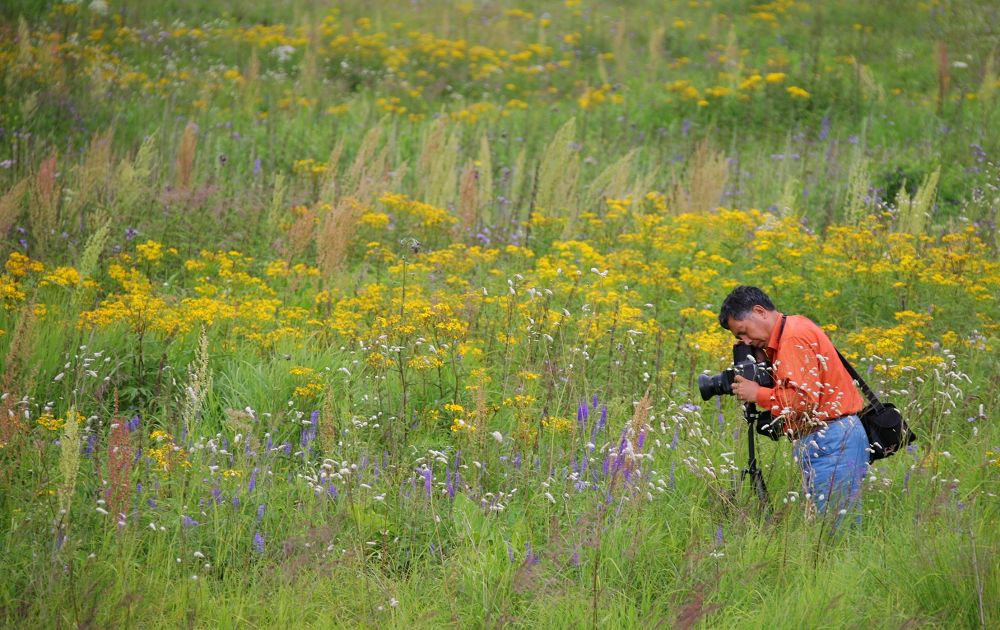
<box><xmin>718</xmin><ymin>285</ymin><xmax>775</xmax><ymax>330</ymax></box>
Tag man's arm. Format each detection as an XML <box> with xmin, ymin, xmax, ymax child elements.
<box><xmin>754</xmin><ymin>335</ymin><xmax>825</xmax><ymax>421</ymax></box>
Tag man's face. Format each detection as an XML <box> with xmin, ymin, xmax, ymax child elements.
<box><xmin>726</xmin><ymin>305</ymin><xmax>773</xmax><ymax>349</ymax></box>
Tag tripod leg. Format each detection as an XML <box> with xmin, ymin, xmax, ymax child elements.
<box><xmin>744</xmin><ymin>405</ymin><xmax>770</xmax><ymax>511</ymax></box>
<box><xmin>751</xmin><ymin>468</ymin><xmax>769</xmax><ymax>507</ymax></box>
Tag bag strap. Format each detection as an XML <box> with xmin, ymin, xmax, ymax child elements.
<box><xmin>834</xmin><ymin>348</ymin><xmax>885</xmax><ymax>412</ymax></box>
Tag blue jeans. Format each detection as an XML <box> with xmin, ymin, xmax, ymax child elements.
<box><xmin>793</xmin><ymin>415</ymin><xmax>868</xmax><ymax>522</ymax></box>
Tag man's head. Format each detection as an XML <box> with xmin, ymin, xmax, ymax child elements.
<box><xmin>718</xmin><ymin>285</ymin><xmax>780</xmax><ymax>349</ymax></box>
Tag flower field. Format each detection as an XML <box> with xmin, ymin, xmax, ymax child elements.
<box><xmin>1</xmin><ymin>1</ymin><xmax>999</xmax><ymax>627</ymax></box>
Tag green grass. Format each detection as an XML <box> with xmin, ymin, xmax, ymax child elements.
<box><xmin>1</xmin><ymin>1</ymin><xmax>999</xmax><ymax>628</ymax></box>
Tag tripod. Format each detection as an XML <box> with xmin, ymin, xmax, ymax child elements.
<box><xmin>741</xmin><ymin>402</ymin><xmax>770</xmax><ymax>509</ymax></box>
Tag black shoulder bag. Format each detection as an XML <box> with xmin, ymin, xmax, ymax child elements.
<box><xmin>835</xmin><ymin>350</ymin><xmax>917</xmax><ymax>462</ymax></box>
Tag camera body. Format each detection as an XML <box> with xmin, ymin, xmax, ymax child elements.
<box><xmin>698</xmin><ymin>343</ymin><xmax>774</xmax><ymax>400</ymax></box>
<box><xmin>698</xmin><ymin>343</ymin><xmax>782</xmax><ymax>440</ymax></box>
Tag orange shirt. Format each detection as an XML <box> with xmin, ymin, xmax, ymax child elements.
<box><xmin>755</xmin><ymin>314</ymin><xmax>865</xmax><ymax>437</ymax></box>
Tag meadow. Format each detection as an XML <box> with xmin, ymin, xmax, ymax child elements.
<box><xmin>1</xmin><ymin>0</ymin><xmax>998</xmax><ymax>627</ymax></box>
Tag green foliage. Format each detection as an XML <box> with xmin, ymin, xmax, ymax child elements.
<box><xmin>1</xmin><ymin>1</ymin><xmax>999</xmax><ymax>628</ymax></box>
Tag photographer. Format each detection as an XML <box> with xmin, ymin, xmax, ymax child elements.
<box><xmin>717</xmin><ymin>286</ymin><xmax>868</xmax><ymax>519</ymax></box>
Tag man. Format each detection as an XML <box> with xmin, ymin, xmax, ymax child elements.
<box><xmin>717</xmin><ymin>285</ymin><xmax>868</xmax><ymax>519</ymax></box>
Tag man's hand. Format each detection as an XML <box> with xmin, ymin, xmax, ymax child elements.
<box><xmin>732</xmin><ymin>375</ymin><xmax>759</xmax><ymax>403</ymax></box>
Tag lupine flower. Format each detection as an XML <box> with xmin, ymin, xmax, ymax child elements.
<box><xmin>182</xmin><ymin>516</ymin><xmax>199</xmax><ymax>527</ymax></box>
<box><xmin>253</xmin><ymin>532</ymin><xmax>265</xmax><ymax>554</ymax></box>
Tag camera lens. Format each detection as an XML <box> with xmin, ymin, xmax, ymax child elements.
<box><xmin>698</xmin><ymin>372</ymin><xmax>732</xmax><ymax>401</ymax></box>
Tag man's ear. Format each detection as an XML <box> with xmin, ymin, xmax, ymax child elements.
<box><xmin>751</xmin><ymin>304</ymin><xmax>768</xmax><ymax>318</ymax></box>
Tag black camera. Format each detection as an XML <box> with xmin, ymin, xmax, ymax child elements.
<box><xmin>698</xmin><ymin>343</ymin><xmax>774</xmax><ymax>400</ymax></box>
<box><xmin>698</xmin><ymin>343</ymin><xmax>781</xmax><ymax>440</ymax></box>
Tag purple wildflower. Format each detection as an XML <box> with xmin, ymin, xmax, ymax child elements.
<box><xmin>181</xmin><ymin>515</ymin><xmax>199</xmax><ymax>527</ymax></box>
<box><xmin>818</xmin><ymin>114</ymin><xmax>831</xmax><ymax>142</ymax></box>
<box><xmin>715</xmin><ymin>525</ymin><xmax>724</xmax><ymax>546</ymax></box>
<box><xmin>256</xmin><ymin>504</ymin><xmax>266</xmax><ymax>522</ymax></box>
<box><xmin>506</xmin><ymin>541</ymin><xmax>515</xmax><ymax>563</ymax></box>
<box><xmin>248</xmin><ymin>467</ymin><xmax>257</xmax><ymax>493</ymax></box>
<box><xmin>525</xmin><ymin>542</ymin><xmax>540</xmax><ymax>565</ymax></box>
<box><xmin>422</xmin><ymin>467</ymin><xmax>433</xmax><ymax>498</ymax></box>
<box><xmin>84</xmin><ymin>432</ymin><xmax>97</xmax><ymax>456</ymax></box>
<box><xmin>253</xmin><ymin>531</ymin><xmax>265</xmax><ymax>554</ymax></box>
<box><xmin>300</xmin><ymin>411</ymin><xmax>319</xmax><ymax>450</ymax></box>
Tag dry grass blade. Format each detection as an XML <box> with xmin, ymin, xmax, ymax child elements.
<box><xmin>175</xmin><ymin>122</ymin><xmax>199</xmax><ymax>191</ymax></box>
<box><xmin>0</xmin><ymin>177</ymin><xmax>30</xmax><ymax>238</ymax></box>
<box><xmin>456</xmin><ymin>161</ymin><xmax>479</xmax><ymax>237</ymax></box>
<box><xmin>30</xmin><ymin>151</ymin><xmax>59</xmax><ymax>246</ymax></box>
<box><xmin>669</xmin><ymin>140</ymin><xmax>728</xmax><ymax>214</ymax></box>
<box><xmin>317</xmin><ymin>197</ymin><xmax>367</xmax><ymax>276</ymax></box>
<box><xmin>537</xmin><ymin>118</ymin><xmax>579</xmax><ymax>217</ymax></box>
